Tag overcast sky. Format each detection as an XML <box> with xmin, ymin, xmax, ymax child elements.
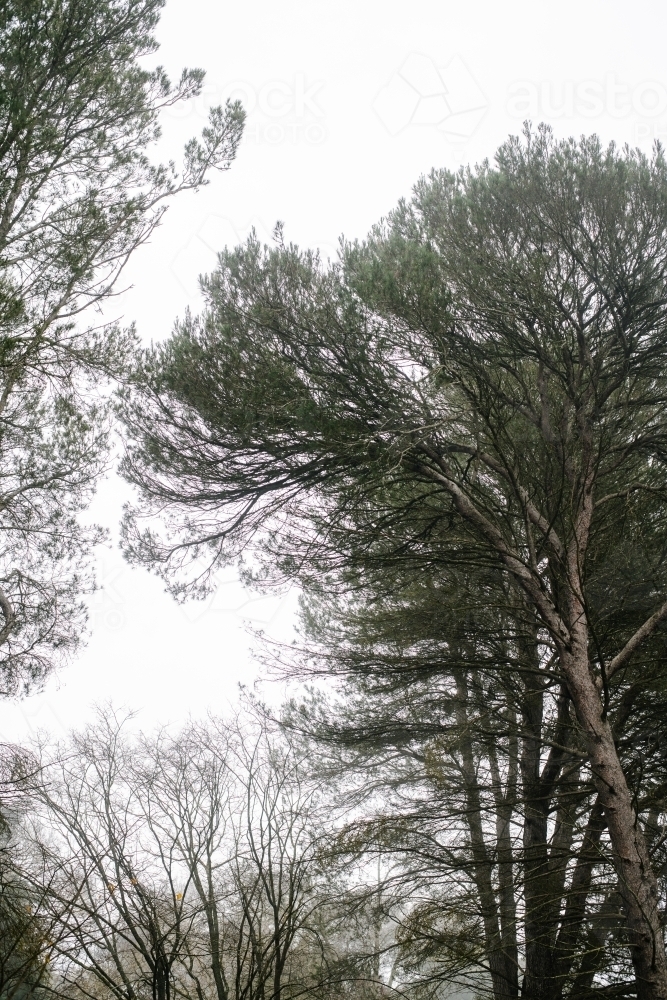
<box><xmin>1</xmin><ymin>0</ymin><xmax>663</xmax><ymax>741</ymax></box>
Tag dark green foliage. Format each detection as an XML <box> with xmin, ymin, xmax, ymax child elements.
<box><xmin>120</xmin><ymin>129</ymin><xmax>667</xmax><ymax>612</ymax></box>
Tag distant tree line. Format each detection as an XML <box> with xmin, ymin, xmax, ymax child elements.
<box><xmin>4</xmin><ymin>709</ymin><xmax>380</xmax><ymax>1000</ymax></box>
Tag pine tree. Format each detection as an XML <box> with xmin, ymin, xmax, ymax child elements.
<box><xmin>120</xmin><ymin>127</ymin><xmax>667</xmax><ymax>1000</ymax></box>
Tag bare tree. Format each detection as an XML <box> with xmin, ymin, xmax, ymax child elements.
<box><xmin>26</xmin><ymin>713</ymin><xmax>203</xmax><ymax>1000</ymax></box>
<box><xmin>19</xmin><ymin>711</ymin><xmax>337</xmax><ymax>1000</ymax></box>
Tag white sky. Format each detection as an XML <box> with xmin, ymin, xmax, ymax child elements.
<box><xmin>0</xmin><ymin>0</ymin><xmax>664</xmax><ymax>741</ymax></box>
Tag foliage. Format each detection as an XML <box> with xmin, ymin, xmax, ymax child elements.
<box><xmin>0</xmin><ymin>0</ymin><xmax>245</xmax><ymax>694</ymax></box>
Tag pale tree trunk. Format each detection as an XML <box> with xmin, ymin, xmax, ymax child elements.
<box><xmin>425</xmin><ymin>445</ymin><xmax>667</xmax><ymax>998</ymax></box>
<box><xmin>563</xmin><ymin>649</ymin><xmax>667</xmax><ymax>1000</ymax></box>
<box><xmin>563</xmin><ymin>501</ymin><xmax>667</xmax><ymax>1000</ymax></box>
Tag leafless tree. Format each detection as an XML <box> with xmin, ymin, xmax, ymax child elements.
<box><xmin>19</xmin><ymin>710</ymin><xmax>340</xmax><ymax>1000</ymax></box>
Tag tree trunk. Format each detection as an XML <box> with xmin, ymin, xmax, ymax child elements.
<box><xmin>564</xmin><ymin>653</ymin><xmax>667</xmax><ymax>1000</ymax></box>
<box><xmin>487</xmin><ymin>731</ymin><xmax>519</xmax><ymax>996</ymax></box>
<box><xmin>455</xmin><ymin>670</ymin><xmax>517</xmax><ymax>1000</ymax></box>
<box><xmin>520</xmin><ymin>670</ymin><xmax>558</xmax><ymax>1000</ymax></box>
<box><xmin>553</xmin><ymin>796</ymin><xmax>606</xmax><ymax>981</ymax></box>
